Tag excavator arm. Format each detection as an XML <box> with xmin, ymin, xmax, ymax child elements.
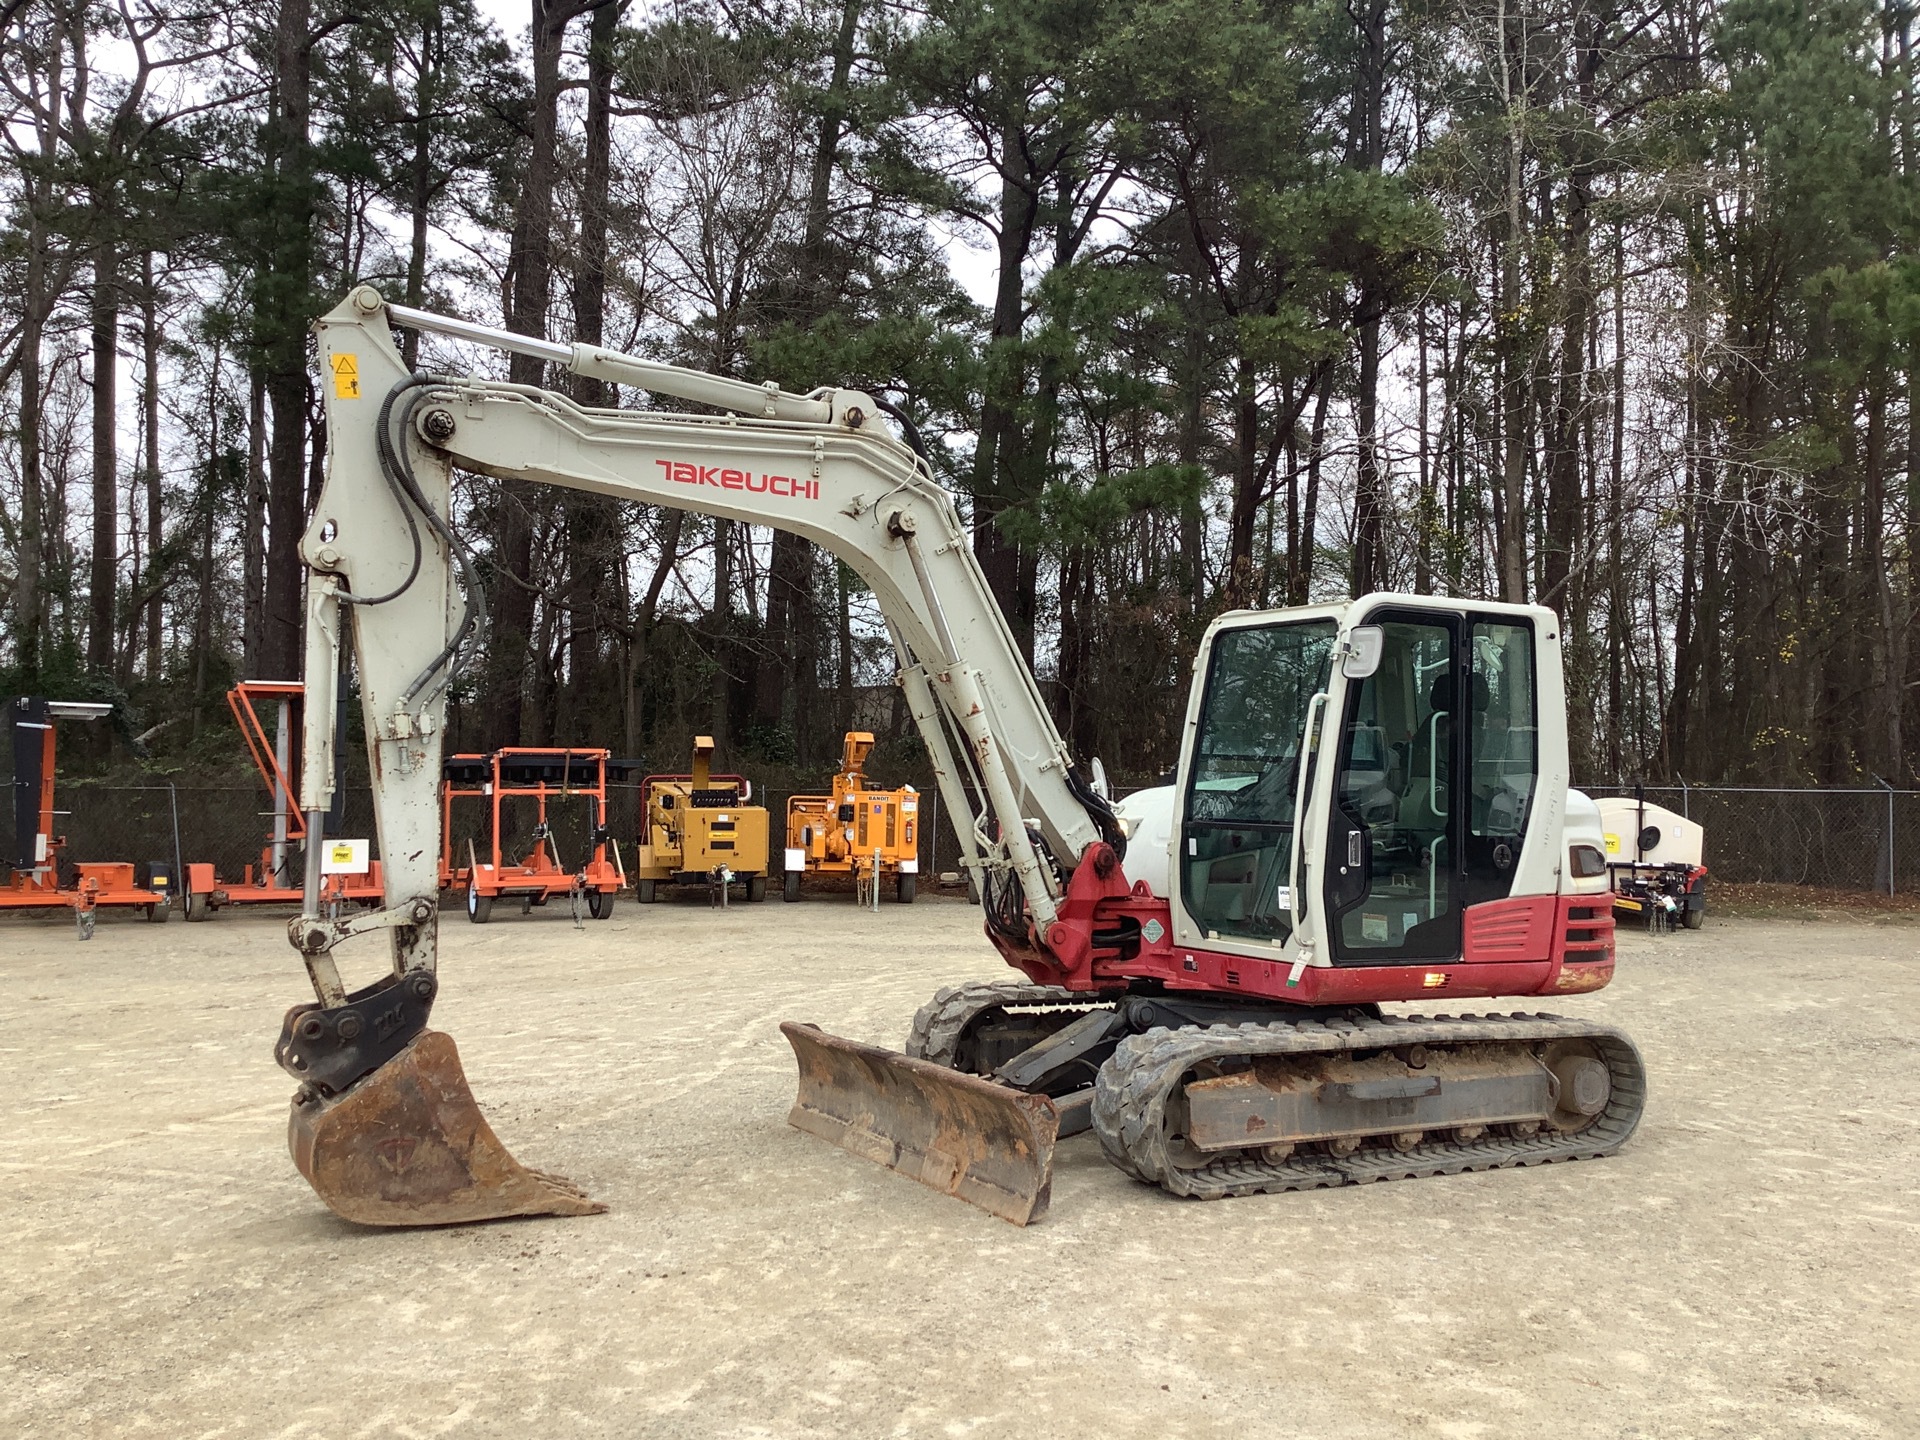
<box><xmin>278</xmin><ymin>287</ymin><xmax>1127</xmax><ymax>1225</ymax></box>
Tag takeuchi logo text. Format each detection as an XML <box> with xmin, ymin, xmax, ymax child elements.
<box><xmin>656</xmin><ymin>459</ymin><xmax>819</xmax><ymax>499</ymax></box>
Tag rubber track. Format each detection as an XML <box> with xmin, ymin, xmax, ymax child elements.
<box><xmin>904</xmin><ymin>980</ymin><xmax>1093</xmax><ymax>1068</ymax></box>
<box><xmin>1091</xmin><ymin>1011</ymin><xmax>1646</xmax><ymax>1199</ymax></box>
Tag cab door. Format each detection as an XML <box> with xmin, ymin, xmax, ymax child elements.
<box><xmin>1322</xmin><ymin>612</ymin><xmax>1462</xmax><ymax>964</ymax></box>
<box><xmin>1321</xmin><ymin>610</ymin><xmax>1541</xmax><ymax>964</ymax></box>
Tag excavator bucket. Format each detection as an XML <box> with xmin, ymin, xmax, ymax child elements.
<box><xmin>289</xmin><ymin>1029</ymin><xmax>606</xmax><ymax>1226</ymax></box>
<box><xmin>780</xmin><ymin>1022</ymin><xmax>1058</xmax><ymax>1225</ymax></box>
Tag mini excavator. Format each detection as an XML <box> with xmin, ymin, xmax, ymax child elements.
<box><xmin>274</xmin><ymin>288</ymin><xmax>1643</xmax><ymax>1228</ymax></box>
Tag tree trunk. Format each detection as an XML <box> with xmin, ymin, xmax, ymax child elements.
<box><xmin>244</xmin><ymin>371</ymin><xmax>267</xmax><ymax>675</ymax></box>
<box><xmin>142</xmin><ymin>253</ymin><xmax>163</xmax><ymax>681</ymax></box>
<box><xmin>621</xmin><ymin>508</ymin><xmax>684</xmax><ymax>756</ymax></box>
<box><xmin>1348</xmin><ymin>0</ymin><xmax>1388</xmax><ymax>598</ymax></box>
<box><xmin>1495</xmin><ymin>0</ymin><xmax>1529</xmax><ymax>603</ymax></box>
<box><xmin>969</xmin><ymin>109</ymin><xmax>1041</xmax><ymax>661</ymax></box>
<box><xmin>1605</xmin><ymin>223</ymin><xmax>1627</xmax><ymax>776</ymax></box>
<box><xmin>17</xmin><ymin>213</ymin><xmax>48</xmax><ymax>683</ymax></box>
<box><xmin>489</xmin><ymin>0</ymin><xmax>587</xmax><ymax>744</ymax></box>
<box><xmin>710</xmin><ymin>518</ymin><xmax>732</xmax><ymax>745</ymax></box>
<box><xmin>400</xmin><ymin>7</ymin><xmax>441</xmax><ymax>369</ymax></box>
<box><xmin>1352</xmin><ymin>315</ymin><xmax>1385</xmax><ymax>597</ymax></box>
<box><xmin>755</xmin><ymin>0</ymin><xmax>858</xmax><ymax>758</ymax></box>
<box><xmin>561</xmin><ymin>0</ymin><xmax>622</xmax><ymax>733</ymax></box>
<box><xmin>259</xmin><ymin>0</ymin><xmax>316</xmax><ymax>681</ymax></box>
<box><xmin>1292</xmin><ymin>372</ymin><xmax>1333</xmax><ymax>605</ymax></box>
<box><xmin>836</xmin><ymin>560</ymin><xmax>854</xmax><ymax>737</ymax></box>
<box><xmin>88</xmin><ymin>248</ymin><xmax>118</xmax><ymax>672</ymax></box>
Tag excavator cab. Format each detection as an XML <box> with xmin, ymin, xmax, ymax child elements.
<box><xmin>1174</xmin><ymin>605</ymin><xmax>1548</xmax><ymax>964</ymax></box>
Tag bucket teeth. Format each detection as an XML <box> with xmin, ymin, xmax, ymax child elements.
<box><xmin>781</xmin><ymin>1021</ymin><xmax>1058</xmax><ymax>1226</ymax></box>
<box><xmin>289</xmin><ymin>1029</ymin><xmax>605</xmax><ymax>1226</ymax></box>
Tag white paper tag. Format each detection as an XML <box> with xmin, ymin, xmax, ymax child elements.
<box><xmin>320</xmin><ymin>838</ymin><xmax>370</xmax><ymax>875</ymax></box>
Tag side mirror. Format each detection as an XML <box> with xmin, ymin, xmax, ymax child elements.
<box><xmin>1340</xmin><ymin>625</ymin><xmax>1384</xmax><ymax>679</ymax></box>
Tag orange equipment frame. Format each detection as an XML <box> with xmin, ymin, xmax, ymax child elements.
<box><xmin>440</xmin><ymin>748</ymin><xmax>626</xmax><ymax>923</ymax></box>
<box><xmin>783</xmin><ymin>731</ymin><xmax>921</xmax><ymax>904</ymax></box>
<box><xmin>179</xmin><ymin>682</ymin><xmax>385</xmax><ymax>918</ymax></box>
<box><xmin>2</xmin><ymin>697</ymin><xmax>177</xmax><ymax>925</ymax></box>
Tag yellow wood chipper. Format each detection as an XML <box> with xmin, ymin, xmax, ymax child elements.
<box><xmin>634</xmin><ymin>736</ymin><xmax>771</xmax><ymax>902</ymax></box>
<box><xmin>783</xmin><ymin>731</ymin><xmax>921</xmax><ymax>903</ymax></box>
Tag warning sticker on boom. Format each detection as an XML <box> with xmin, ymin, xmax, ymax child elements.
<box><xmin>330</xmin><ymin>353</ymin><xmax>360</xmax><ymax>399</ymax></box>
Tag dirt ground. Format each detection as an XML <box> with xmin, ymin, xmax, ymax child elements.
<box><xmin>2</xmin><ymin>894</ymin><xmax>1915</xmax><ymax>1439</ymax></box>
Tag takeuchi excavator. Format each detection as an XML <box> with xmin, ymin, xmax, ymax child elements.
<box><xmin>276</xmin><ymin>287</ymin><xmax>1644</xmax><ymax>1228</ymax></box>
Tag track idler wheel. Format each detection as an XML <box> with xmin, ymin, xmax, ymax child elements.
<box><xmin>1543</xmin><ymin>1040</ymin><xmax>1612</xmax><ymax>1134</ymax></box>
<box><xmin>288</xmin><ymin>1030</ymin><xmax>605</xmax><ymax>1226</ymax></box>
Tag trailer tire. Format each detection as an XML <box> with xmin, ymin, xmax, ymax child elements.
<box><xmin>467</xmin><ymin>882</ymin><xmax>493</xmax><ymax>924</ymax></box>
<box><xmin>746</xmin><ymin>874</ymin><xmax>767</xmax><ymax>903</ymax></box>
<box><xmin>636</xmin><ymin>879</ymin><xmax>658</xmax><ymax>904</ymax></box>
<box><xmin>185</xmin><ymin>889</ymin><xmax>210</xmax><ymax>922</ymax></box>
<box><xmin>145</xmin><ymin>900</ymin><xmax>170</xmax><ymax>924</ymax></box>
<box><xmin>588</xmin><ymin>889</ymin><xmax>615</xmax><ymax>920</ymax></box>
<box><xmin>896</xmin><ymin>873</ymin><xmax>916</xmax><ymax>905</ymax></box>
<box><xmin>783</xmin><ymin>870</ymin><xmax>801</xmax><ymax>903</ymax></box>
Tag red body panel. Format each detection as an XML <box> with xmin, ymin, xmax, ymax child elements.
<box><xmin>988</xmin><ymin>846</ymin><xmax>1617</xmax><ymax>1007</ymax></box>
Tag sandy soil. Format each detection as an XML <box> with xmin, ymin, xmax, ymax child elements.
<box><xmin>1</xmin><ymin>895</ymin><xmax>1915</xmax><ymax>1439</ymax></box>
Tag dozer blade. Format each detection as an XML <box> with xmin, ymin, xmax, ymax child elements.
<box><xmin>289</xmin><ymin>1029</ymin><xmax>606</xmax><ymax>1227</ymax></box>
<box><xmin>780</xmin><ymin>1021</ymin><xmax>1058</xmax><ymax>1225</ymax></box>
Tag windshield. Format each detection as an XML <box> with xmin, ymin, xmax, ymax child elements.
<box><xmin>1181</xmin><ymin>619</ymin><xmax>1336</xmax><ymax>941</ymax></box>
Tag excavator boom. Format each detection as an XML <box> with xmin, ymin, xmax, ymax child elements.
<box><xmin>283</xmin><ymin>288</ymin><xmax>1117</xmax><ymax>1225</ymax></box>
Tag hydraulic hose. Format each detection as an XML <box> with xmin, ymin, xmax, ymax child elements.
<box><xmin>332</xmin><ymin>375</ymin><xmax>434</xmax><ymax>607</ymax></box>
<box><xmin>342</xmin><ymin>376</ymin><xmax>491</xmax><ymax>709</ymax></box>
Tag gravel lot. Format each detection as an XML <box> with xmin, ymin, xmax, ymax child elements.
<box><xmin>2</xmin><ymin>896</ymin><xmax>1916</xmax><ymax>1438</ymax></box>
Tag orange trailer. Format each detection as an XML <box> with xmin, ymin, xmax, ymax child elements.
<box><xmin>441</xmin><ymin>748</ymin><xmax>628</xmax><ymax>923</ymax></box>
<box><xmin>178</xmin><ymin>682</ymin><xmax>384</xmax><ymax>918</ymax></box>
<box><xmin>3</xmin><ymin>697</ymin><xmax>179</xmax><ymax>933</ymax></box>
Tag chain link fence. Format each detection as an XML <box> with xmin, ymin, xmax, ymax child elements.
<box><xmin>5</xmin><ymin>776</ymin><xmax>1915</xmax><ymax>900</ymax></box>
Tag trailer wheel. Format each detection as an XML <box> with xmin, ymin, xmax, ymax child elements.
<box><xmin>588</xmin><ymin>889</ymin><xmax>615</xmax><ymax>920</ymax></box>
<box><xmin>185</xmin><ymin>889</ymin><xmax>210</xmax><ymax>922</ymax></box>
<box><xmin>746</xmin><ymin>874</ymin><xmax>767</xmax><ymax>903</ymax></box>
<box><xmin>636</xmin><ymin>879</ymin><xmax>658</xmax><ymax>904</ymax></box>
<box><xmin>466</xmin><ymin>882</ymin><xmax>493</xmax><ymax>924</ymax></box>
<box><xmin>896</xmin><ymin>873</ymin><xmax>916</xmax><ymax>905</ymax></box>
<box><xmin>783</xmin><ymin>870</ymin><xmax>801</xmax><ymax>903</ymax></box>
<box><xmin>1682</xmin><ymin>888</ymin><xmax>1706</xmax><ymax>929</ymax></box>
<box><xmin>145</xmin><ymin>900</ymin><xmax>171</xmax><ymax>924</ymax></box>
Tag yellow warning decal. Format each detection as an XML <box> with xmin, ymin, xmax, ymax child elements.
<box><xmin>329</xmin><ymin>842</ymin><xmax>356</xmax><ymax>865</ymax></box>
<box><xmin>330</xmin><ymin>352</ymin><xmax>360</xmax><ymax>399</ymax></box>
<box><xmin>1603</xmin><ymin>833</ymin><xmax>1620</xmax><ymax>853</ymax></box>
